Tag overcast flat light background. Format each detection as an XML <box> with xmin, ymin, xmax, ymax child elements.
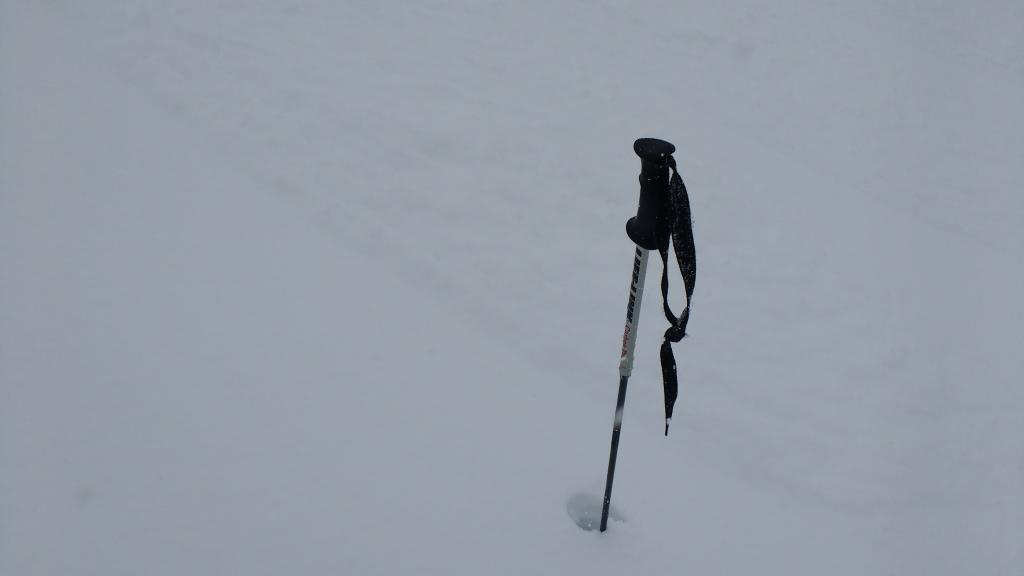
<box><xmin>2</xmin><ymin>1</ymin><xmax>1022</xmax><ymax>574</ymax></box>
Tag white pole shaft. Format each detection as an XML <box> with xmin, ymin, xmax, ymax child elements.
<box><xmin>618</xmin><ymin>247</ymin><xmax>649</xmax><ymax>379</ymax></box>
<box><xmin>601</xmin><ymin>246</ymin><xmax>649</xmax><ymax>532</ymax></box>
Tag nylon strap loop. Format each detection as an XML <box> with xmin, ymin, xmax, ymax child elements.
<box><xmin>657</xmin><ymin>157</ymin><xmax>695</xmax><ymax>435</ymax></box>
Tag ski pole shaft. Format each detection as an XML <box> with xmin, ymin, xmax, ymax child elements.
<box><xmin>600</xmin><ymin>246</ymin><xmax>650</xmax><ymax>532</ymax></box>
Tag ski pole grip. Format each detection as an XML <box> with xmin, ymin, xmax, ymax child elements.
<box><xmin>626</xmin><ymin>138</ymin><xmax>675</xmax><ymax>250</ymax></box>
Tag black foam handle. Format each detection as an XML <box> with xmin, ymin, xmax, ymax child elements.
<box><xmin>626</xmin><ymin>138</ymin><xmax>675</xmax><ymax>250</ymax></box>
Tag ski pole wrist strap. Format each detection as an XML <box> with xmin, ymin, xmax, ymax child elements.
<box><xmin>627</xmin><ymin>139</ymin><xmax>696</xmax><ymax>436</ymax></box>
<box><xmin>658</xmin><ymin>156</ymin><xmax>696</xmax><ymax>436</ymax></box>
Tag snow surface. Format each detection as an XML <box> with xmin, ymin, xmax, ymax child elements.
<box><xmin>2</xmin><ymin>1</ymin><xmax>1022</xmax><ymax>574</ymax></box>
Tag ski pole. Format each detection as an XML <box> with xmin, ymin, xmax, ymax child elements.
<box><xmin>600</xmin><ymin>138</ymin><xmax>676</xmax><ymax>532</ymax></box>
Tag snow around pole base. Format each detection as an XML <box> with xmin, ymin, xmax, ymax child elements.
<box><xmin>567</xmin><ymin>493</ymin><xmax>625</xmax><ymax>532</ymax></box>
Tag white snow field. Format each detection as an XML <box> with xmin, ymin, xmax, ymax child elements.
<box><xmin>2</xmin><ymin>1</ymin><xmax>1022</xmax><ymax>574</ymax></box>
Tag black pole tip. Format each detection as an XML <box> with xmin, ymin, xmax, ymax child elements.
<box><xmin>634</xmin><ymin>138</ymin><xmax>676</xmax><ymax>163</ymax></box>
